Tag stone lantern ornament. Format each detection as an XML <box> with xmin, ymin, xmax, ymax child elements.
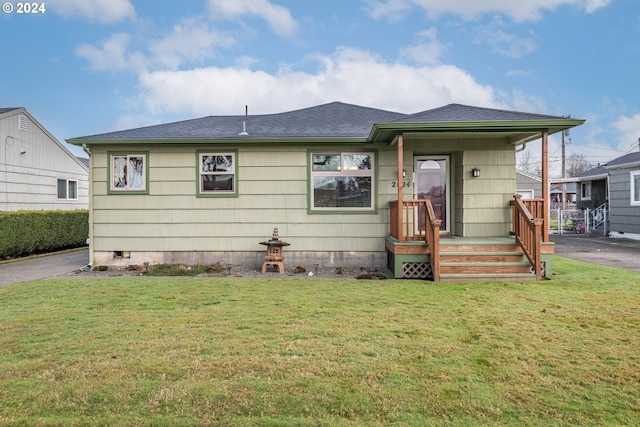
<box><xmin>259</xmin><ymin>228</ymin><xmax>290</xmax><ymax>273</ymax></box>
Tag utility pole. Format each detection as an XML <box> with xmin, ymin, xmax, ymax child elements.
<box><xmin>561</xmin><ymin>130</ymin><xmax>568</xmax><ymax>210</ymax></box>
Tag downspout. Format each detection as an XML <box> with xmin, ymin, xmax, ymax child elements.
<box><xmin>82</xmin><ymin>143</ymin><xmax>94</xmax><ymax>267</ymax></box>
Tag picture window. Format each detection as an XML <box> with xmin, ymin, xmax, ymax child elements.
<box><xmin>309</xmin><ymin>151</ymin><xmax>375</xmax><ymax>211</ymax></box>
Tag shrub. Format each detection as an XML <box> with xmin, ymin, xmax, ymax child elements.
<box><xmin>0</xmin><ymin>210</ymin><xmax>88</xmax><ymax>259</ymax></box>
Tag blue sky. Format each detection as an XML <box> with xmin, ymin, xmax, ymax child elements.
<box><xmin>2</xmin><ymin>0</ymin><xmax>639</xmax><ymax>176</ymax></box>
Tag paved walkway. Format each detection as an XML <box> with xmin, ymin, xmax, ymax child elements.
<box><xmin>0</xmin><ymin>248</ymin><xmax>89</xmax><ymax>286</ymax></box>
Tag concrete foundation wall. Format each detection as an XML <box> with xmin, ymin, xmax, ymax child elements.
<box><xmin>92</xmin><ymin>250</ymin><xmax>387</xmax><ymax>271</ymax></box>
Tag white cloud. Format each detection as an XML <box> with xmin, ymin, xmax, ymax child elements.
<box><xmin>612</xmin><ymin>113</ymin><xmax>640</xmax><ymax>151</ymax></box>
<box><xmin>149</xmin><ymin>18</ymin><xmax>236</xmax><ymax>70</ymax></box>
<box><xmin>76</xmin><ymin>33</ymin><xmax>146</xmax><ymax>71</ymax></box>
<box><xmin>207</xmin><ymin>0</ymin><xmax>298</xmax><ymax>37</ymax></box>
<box><xmin>400</xmin><ymin>28</ymin><xmax>447</xmax><ymax>65</ymax></box>
<box><xmin>475</xmin><ymin>18</ymin><xmax>539</xmax><ymax>58</ymax></box>
<box><xmin>134</xmin><ymin>47</ymin><xmax>498</xmax><ymax>119</ymax></box>
<box><xmin>47</xmin><ymin>0</ymin><xmax>135</xmax><ymax>23</ymax></box>
<box><xmin>367</xmin><ymin>0</ymin><xmax>612</xmax><ymax>22</ymax></box>
<box><xmin>365</xmin><ymin>0</ymin><xmax>413</xmax><ymax>22</ymax></box>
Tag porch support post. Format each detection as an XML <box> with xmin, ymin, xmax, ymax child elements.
<box><xmin>397</xmin><ymin>132</ymin><xmax>404</xmax><ymax>243</ymax></box>
<box><xmin>541</xmin><ymin>130</ymin><xmax>549</xmax><ymax>242</ymax></box>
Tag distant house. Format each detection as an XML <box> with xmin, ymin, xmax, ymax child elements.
<box><xmin>549</xmin><ymin>151</ymin><xmax>640</xmax><ymax>240</ymax></box>
<box><xmin>549</xmin><ymin>182</ymin><xmax>576</xmax><ymax>205</ymax></box>
<box><xmin>516</xmin><ymin>170</ymin><xmax>542</xmax><ymax>199</ymax></box>
<box><xmin>606</xmin><ymin>152</ymin><xmax>640</xmax><ymax>240</ymax></box>
<box><xmin>574</xmin><ymin>164</ymin><xmax>608</xmax><ymax>210</ymax></box>
<box><xmin>68</xmin><ymin>102</ymin><xmax>583</xmax><ymax>280</ymax></box>
<box><xmin>0</xmin><ymin>108</ymin><xmax>89</xmax><ymax>211</ymax></box>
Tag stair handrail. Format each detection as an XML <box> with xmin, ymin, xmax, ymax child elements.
<box><xmin>424</xmin><ymin>198</ymin><xmax>442</xmax><ymax>281</ymax></box>
<box><xmin>591</xmin><ymin>202</ymin><xmax>608</xmax><ymax>229</ymax></box>
<box><xmin>511</xmin><ymin>195</ymin><xmax>543</xmax><ymax>280</ymax></box>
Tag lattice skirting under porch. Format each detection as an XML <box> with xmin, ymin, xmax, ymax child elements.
<box><xmin>402</xmin><ymin>262</ymin><xmax>433</xmax><ymax>279</ymax></box>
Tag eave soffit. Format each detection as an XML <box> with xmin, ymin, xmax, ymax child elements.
<box><xmin>373</xmin><ymin>119</ymin><xmax>585</xmax><ymax>146</ymax></box>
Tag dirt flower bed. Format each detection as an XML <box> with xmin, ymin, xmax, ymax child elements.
<box><xmin>72</xmin><ymin>262</ymin><xmax>393</xmax><ymax>280</ymax></box>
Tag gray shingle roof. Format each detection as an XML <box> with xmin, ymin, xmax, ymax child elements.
<box><xmin>606</xmin><ymin>151</ymin><xmax>640</xmax><ymax>167</ymax></box>
<box><xmin>69</xmin><ymin>101</ymin><xmax>581</xmax><ymax>143</ymax></box>
<box><xmin>0</xmin><ymin>107</ymin><xmax>22</xmax><ymax>115</ymax></box>
<box><xmin>392</xmin><ymin>103</ymin><xmax>566</xmax><ymax>123</ymax></box>
<box><xmin>75</xmin><ymin>102</ymin><xmax>406</xmax><ymax>140</ymax></box>
<box><xmin>577</xmin><ymin>165</ymin><xmax>608</xmax><ymax>178</ymax></box>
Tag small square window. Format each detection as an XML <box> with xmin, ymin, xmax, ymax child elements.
<box><xmin>57</xmin><ymin>179</ymin><xmax>78</xmax><ymax>200</ymax></box>
<box><xmin>197</xmin><ymin>151</ymin><xmax>238</xmax><ymax>197</ymax></box>
<box><xmin>109</xmin><ymin>152</ymin><xmax>149</xmax><ymax>194</ymax></box>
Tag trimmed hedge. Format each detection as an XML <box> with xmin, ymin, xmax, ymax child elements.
<box><xmin>0</xmin><ymin>210</ymin><xmax>89</xmax><ymax>259</ymax></box>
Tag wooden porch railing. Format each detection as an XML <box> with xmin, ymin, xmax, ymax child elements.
<box><xmin>425</xmin><ymin>201</ymin><xmax>442</xmax><ymax>281</ymax></box>
<box><xmin>389</xmin><ymin>199</ymin><xmax>441</xmax><ymax>280</ymax></box>
<box><xmin>510</xmin><ymin>195</ymin><xmax>543</xmax><ymax>280</ymax></box>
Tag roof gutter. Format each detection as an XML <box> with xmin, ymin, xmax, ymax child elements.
<box><xmin>82</xmin><ymin>143</ymin><xmax>94</xmax><ymax>268</ymax></box>
<box><xmin>67</xmin><ymin>137</ymin><xmax>370</xmax><ymax>146</ymax></box>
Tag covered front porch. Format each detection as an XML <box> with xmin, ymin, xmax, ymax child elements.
<box><xmin>364</xmin><ymin>104</ymin><xmax>585</xmax><ymax>281</ymax></box>
<box><xmin>386</xmin><ymin>198</ymin><xmax>554</xmax><ymax>281</ymax></box>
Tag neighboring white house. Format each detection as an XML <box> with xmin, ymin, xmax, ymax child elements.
<box><xmin>516</xmin><ymin>170</ymin><xmax>542</xmax><ymax>199</ymax></box>
<box><xmin>0</xmin><ymin>107</ymin><xmax>88</xmax><ymax>211</ymax></box>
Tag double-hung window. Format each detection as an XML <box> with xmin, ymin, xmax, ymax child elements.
<box><xmin>309</xmin><ymin>151</ymin><xmax>375</xmax><ymax>212</ymax></box>
<box><xmin>109</xmin><ymin>152</ymin><xmax>148</xmax><ymax>194</ymax></box>
<box><xmin>631</xmin><ymin>170</ymin><xmax>640</xmax><ymax>206</ymax></box>
<box><xmin>197</xmin><ymin>151</ymin><xmax>238</xmax><ymax>197</ymax></box>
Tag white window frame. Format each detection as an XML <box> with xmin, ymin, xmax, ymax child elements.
<box><xmin>57</xmin><ymin>179</ymin><xmax>78</xmax><ymax>200</ymax></box>
<box><xmin>581</xmin><ymin>181</ymin><xmax>592</xmax><ymax>201</ymax></box>
<box><xmin>631</xmin><ymin>170</ymin><xmax>640</xmax><ymax>206</ymax></box>
<box><xmin>309</xmin><ymin>151</ymin><xmax>376</xmax><ymax>212</ymax></box>
<box><xmin>197</xmin><ymin>151</ymin><xmax>238</xmax><ymax>197</ymax></box>
<box><xmin>109</xmin><ymin>152</ymin><xmax>148</xmax><ymax>194</ymax></box>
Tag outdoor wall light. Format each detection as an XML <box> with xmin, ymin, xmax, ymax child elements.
<box><xmin>472</xmin><ymin>168</ymin><xmax>481</xmax><ymax>178</ymax></box>
<box><xmin>20</xmin><ymin>148</ymin><xmax>26</xmax><ymax>154</ymax></box>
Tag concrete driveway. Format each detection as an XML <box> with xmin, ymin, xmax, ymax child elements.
<box><xmin>0</xmin><ymin>248</ymin><xmax>89</xmax><ymax>286</ymax></box>
<box><xmin>550</xmin><ymin>234</ymin><xmax>640</xmax><ymax>273</ymax></box>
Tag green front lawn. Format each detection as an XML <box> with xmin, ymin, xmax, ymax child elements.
<box><xmin>1</xmin><ymin>257</ymin><xmax>639</xmax><ymax>426</ymax></box>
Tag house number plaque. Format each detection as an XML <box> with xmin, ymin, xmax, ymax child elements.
<box><xmin>391</xmin><ymin>181</ymin><xmax>413</xmax><ymax>188</ymax></box>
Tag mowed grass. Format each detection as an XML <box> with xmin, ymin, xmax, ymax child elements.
<box><xmin>1</xmin><ymin>257</ymin><xmax>639</xmax><ymax>426</ymax></box>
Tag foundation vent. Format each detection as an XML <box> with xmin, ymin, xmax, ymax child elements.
<box><xmin>402</xmin><ymin>262</ymin><xmax>432</xmax><ymax>279</ymax></box>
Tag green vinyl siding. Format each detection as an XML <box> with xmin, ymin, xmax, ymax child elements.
<box><xmin>90</xmin><ymin>145</ymin><xmax>393</xmax><ymax>253</ymax></box>
<box><xmin>88</xmin><ymin>135</ymin><xmax>519</xmax><ymax>256</ymax></box>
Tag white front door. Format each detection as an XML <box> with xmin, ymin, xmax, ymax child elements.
<box><xmin>415</xmin><ymin>156</ymin><xmax>450</xmax><ymax>233</ymax></box>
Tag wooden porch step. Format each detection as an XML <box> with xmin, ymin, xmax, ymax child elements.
<box><xmin>440</xmin><ymin>251</ymin><xmax>524</xmax><ymax>263</ymax></box>
<box><xmin>439</xmin><ymin>273</ymin><xmax>537</xmax><ymax>282</ymax></box>
<box><xmin>440</xmin><ymin>261</ymin><xmax>531</xmax><ymax>275</ymax></box>
<box><xmin>437</xmin><ymin>240</ymin><xmax>535</xmax><ymax>281</ymax></box>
